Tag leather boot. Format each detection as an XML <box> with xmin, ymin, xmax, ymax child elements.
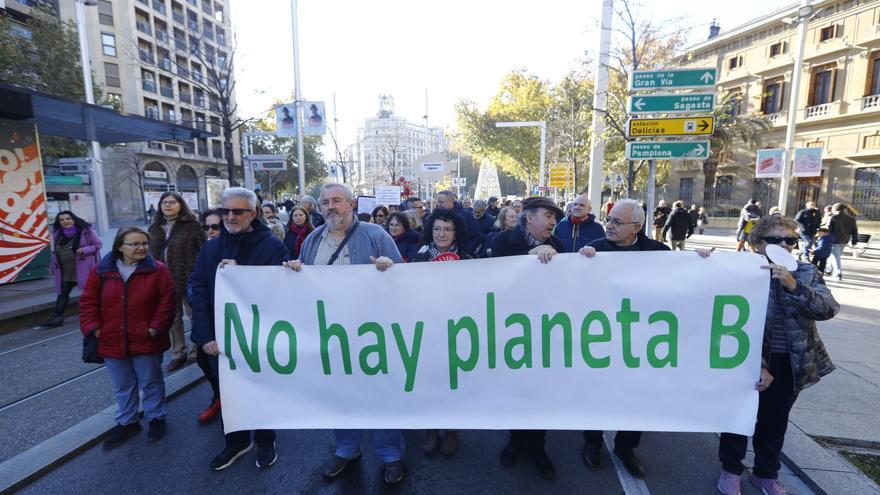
<box><xmin>441</xmin><ymin>430</ymin><xmax>459</xmax><ymax>456</ymax></box>
<box><xmin>423</xmin><ymin>429</ymin><xmax>439</xmax><ymax>455</ymax></box>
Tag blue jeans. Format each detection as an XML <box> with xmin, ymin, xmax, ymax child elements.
<box><xmin>829</xmin><ymin>244</ymin><xmax>845</xmax><ymax>276</ymax></box>
<box><xmin>105</xmin><ymin>354</ymin><xmax>167</xmax><ymax>425</ymax></box>
<box><xmin>334</xmin><ymin>429</ymin><xmax>405</xmax><ymax>462</ymax></box>
<box><xmin>799</xmin><ymin>233</ymin><xmax>814</xmax><ymax>258</ymax></box>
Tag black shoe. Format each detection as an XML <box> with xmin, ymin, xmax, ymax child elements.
<box><xmin>146</xmin><ymin>419</ymin><xmax>166</xmax><ymax>443</ymax></box>
<box><xmin>614</xmin><ymin>447</ymin><xmax>646</xmax><ymax>479</ymax></box>
<box><xmin>256</xmin><ymin>441</ymin><xmax>277</xmax><ymax>469</ymax></box>
<box><xmin>103</xmin><ymin>422</ymin><xmax>141</xmax><ymax>450</ymax></box>
<box><xmin>500</xmin><ymin>439</ymin><xmax>523</xmax><ymax>466</ymax></box>
<box><xmin>532</xmin><ymin>449</ymin><xmax>557</xmax><ymax>480</ymax></box>
<box><xmin>38</xmin><ymin>315</ymin><xmax>63</xmax><ymax>328</ymax></box>
<box><xmin>383</xmin><ymin>460</ymin><xmax>405</xmax><ymax>484</ymax></box>
<box><xmin>323</xmin><ymin>452</ymin><xmax>360</xmax><ymax>478</ymax></box>
<box><xmin>210</xmin><ymin>443</ymin><xmax>254</xmax><ymax>471</ymax></box>
<box><xmin>582</xmin><ymin>441</ymin><xmax>601</xmax><ymax>470</ymax></box>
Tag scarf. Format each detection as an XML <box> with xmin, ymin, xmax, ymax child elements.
<box><xmin>62</xmin><ymin>225</ymin><xmax>78</xmax><ymax>237</ymax></box>
<box><xmin>289</xmin><ymin>223</ymin><xmax>309</xmax><ymax>256</ymax></box>
<box><xmin>570</xmin><ymin>214</ymin><xmax>588</xmax><ymax>225</ymax></box>
<box><xmin>428</xmin><ymin>243</ymin><xmax>458</xmax><ymax>260</ymax></box>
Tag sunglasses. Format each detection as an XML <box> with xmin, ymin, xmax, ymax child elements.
<box><xmin>218</xmin><ymin>208</ymin><xmax>251</xmax><ymax>217</ymax></box>
<box><xmin>202</xmin><ymin>223</ymin><xmax>221</xmax><ymax>232</ymax></box>
<box><xmin>761</xmin><ymin>236</ymin><xmax>798</xmax><ymax>246</ymax></box>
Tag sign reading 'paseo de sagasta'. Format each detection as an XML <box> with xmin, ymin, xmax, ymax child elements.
<box><xmin>214</xmin><ymin>252</ymin><xmax>768</xmax><ymax>435</ymax></box>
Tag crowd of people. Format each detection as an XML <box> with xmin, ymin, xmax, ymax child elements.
<box><xmin>41</xmin><ymin>183</ymin><xmax>851</xmax><ymax>494</ymax></box>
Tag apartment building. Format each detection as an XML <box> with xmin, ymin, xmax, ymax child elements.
<box><xmin>671</xmin><ymin>0</ymin><xmax>880</xmax><ymax>219</ymax></box>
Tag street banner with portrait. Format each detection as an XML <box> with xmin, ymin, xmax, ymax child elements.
<box><xmin>275</xmin><ymin>103</ymin><xmax>297</xmax><ymax>137</ymax></box>
<box><xmin>215</xmin><ymin>252</ymin><xmax>769</xmax><ymax>435</ymax></box>
<box><xmin>303</xmin><ymin>101</ymin><xmax>326</xmax><ymax>136</ymax></box>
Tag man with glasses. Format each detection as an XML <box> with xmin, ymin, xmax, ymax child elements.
<box><xmin>554</xmin><ymin>193</ymin><xmax>605</xmax><ymax>252</ymax></box>
<box><xmin>189</xmin><ymin>187</ymin><xmax>288</xmax><ymax>472</ymax></box>
<box><xmin>578</xmin><ymin>199</ymin><xmax>669</xmax><ymax>479</ymax></box>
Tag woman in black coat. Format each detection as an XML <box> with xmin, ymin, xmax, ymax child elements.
<box><xmin>386</xmin><ymin>212</ymin><xmax>419</xmax><ymax>262</ymax></box>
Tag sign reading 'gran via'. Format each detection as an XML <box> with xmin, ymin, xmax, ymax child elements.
<box><xmin>628</xmin><ymin>93</ymin><xmax>716</xmax><ymax>114</ymax></box>
<box><xmin>626</xmin><ymin>141</ymin><xmax>711</xmax><ymax>160</ymax></box>
<box><xmin>630</xmin><ymin>68</ymin><xmax>717</xmax><ymax>91</ymax></box>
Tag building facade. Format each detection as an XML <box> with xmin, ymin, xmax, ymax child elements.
<box><xmin>3</xmin><ymin>0</ymin><xmax>238</xmax><ymax>223</ymax></box>
<box><xmin>670</xmin><ymin>0</ymin><xmax>880</xmax><ymax>219</ymax></box>
<box><xmin>351</xmin><ymin>95</ymin><xmax>447</xmax><ymax>194</ymax></box>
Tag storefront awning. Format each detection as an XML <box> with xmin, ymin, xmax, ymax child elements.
<box><xmin>0</xmin><ymin>83</ymin><xmax>215</xmax><ymax>144</ymax></box>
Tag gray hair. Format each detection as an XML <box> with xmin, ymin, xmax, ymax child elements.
<box><xmin>616</xmin><ymin>199</ymin><xmax>645</xmax><ymax>227</ymax></box>
<box><xmin>473</xmin><ymin>199</ymin><xmax>488</xmax><ymax>209</ymax></box>
<box><xmin>320</xmin><ymin>182</ymin><xmax>354</xmax><ymax>201</ymax></box>
<box><xmin>299</xmin><ymin>195</ymin><xmax>317</xmax><ymax>207</ymax></box>
<box><xmin>220</xmin><ymin>187</ymin><xmax>257</xmax><ymax>209</ymax></box>
<box><xmin>437</xmin><ymin>190</ymin><xmax>456</xmax><ymax>201</ymax></box>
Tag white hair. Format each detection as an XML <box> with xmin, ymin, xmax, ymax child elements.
<box><xmin>299</xmin><ymin>195</ymin><xmax>317</xmax><ymax>207</ymax></box>
<box><xmin>320</xmin><ymin>182</ymin><xmax>354</xmax><ymax>201</ymax></box>
<box><xmin>220</xmin><ymin>187</ymin><xmax>257</xmax><ymax>209</ymax></box>
<box><xmin>616</xmin><ymin>199</ymin><xmax>645</xmax><ymax>227</ymax></box>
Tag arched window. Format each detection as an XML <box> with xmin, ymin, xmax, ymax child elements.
<box><xmin>143</xmin><ymin>162</ymin><xmax>169</xmax><ymax>188</ymax></box>
<box><xmin>177</xmin><ymin>164</ymin><xmax>198</xmax><ymax>191</ymax></box>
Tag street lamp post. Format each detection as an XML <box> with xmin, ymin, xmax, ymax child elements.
<box><xmin>495</xmin><ymin>121</ymin><xmax>546</xmax><ymax>194</ymax></box>
<box><xmin>290</xmin><ymin>0</ymin><xmax>306</xmax><ymax>196</ymax></box>
<box><xmin>74</xmin><ymin>0</ymin><xmax>110</xmax><ymax>234</ymax></box>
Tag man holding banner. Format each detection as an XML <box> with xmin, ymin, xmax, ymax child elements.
<box><xmin>282</xmin><ymin>183</ymin><xmax>407</xmax><ymax>485</ymax></box>
<box><xmin>579</xmin><ymin>199</ymin><xmax>670</xmax><ymax>479</ymax></box>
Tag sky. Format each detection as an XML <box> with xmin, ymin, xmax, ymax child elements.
<box><xmin>229</xmin><ymin>0</ymin><xmax>797</xmax><ymax>156</ymax></box>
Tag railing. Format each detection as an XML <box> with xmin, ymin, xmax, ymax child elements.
<box><xmin>136</xmin><ymin>21</ymin><xmax>152</xmax><ymax>35</ymax></box>
<box><xmin>862</xmin><ymin>94</ymin><xmax>880</xmax><ymax>111</ymax></box>
<box><xmin>192</xmin><ymin>72</ymin><xmax>203</xmax><ymax>83</ymax></box>
<box><xmin>177</xmin><ymin>67</ymin><xmax>189</xmax><ymax>78</ymax></box>
<box><xmin>143</xmin><ymin>80</ymin><xmax>156</xmax><ymax>93</ymax></box>
<box><xmin>765</xmin><ymin>112</ymin><xmax>785</xmax><ymax>125</ymax></box>
<box><xmin>179</xmin><ymin>91</ymin><xmax>192</xmax><ymax>103</ymax></box>
<box><xmin>195</xmin><ymin>97</ymin><xmax>205</xmax><ymax>108</ymax></box>
<box><xmin>145</xmin><ymin>108</ymin><xmax>160</xmax><ymax>120</ymax></box>
<box><xmin>202</xmin><ymin>28</ymin><xmax>214</xmax><ymax>41</ymax></box>
<box><xmin>153</xmin><ymin>0</ymin><xmax>166</xmax><ymax>15</ymax></box>
<box><xmin>216</xmin><ymin>33</ymin><xmax>225</xmax><ymax>45</ymax></box>
<box><xmin>804</xmin><ymin>102</ymin><xmax>833</xmax><ymax>119</ymax></box>
<box><xmin>160</xmin><ymin>86</ymin><xmax>174</xmax><ymax>98</ymax></box>
<box><xmin>172</xmin><ymin>11</ymin><xmax>184</xmax><ymax>24</ymax></box>
<box><xmin>138</xmin><ymin>49</ymin><xmax>154</xmax><ymax>63</ymax></box>
<box><xmin>160</xmin><ymin>58</ymin><xmax>172</xmax><ymax>71</ymax></box>
<box><xmin>174</xmin><ymin>39</ymin><xmax>187</xmax><ymax>52</ymax></box>
<box><xmin>187</xmin><ymin>20</ymin><xmax>198</xmax><ymax>31</ymax></box>
<box><xmin>155</xmin><ymin>30</ymin><xmax>169</xmax><ymax>43</ymax></box>
<box><xmin>163</xmin><ymin>113</ymin><xmax>176</xmax><ymax>122</ymax></box>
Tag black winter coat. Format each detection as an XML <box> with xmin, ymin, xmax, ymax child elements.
<box><xmin>587</xmin><ymin>231</ymin><xmax>670</xmax><ymax>252</ymax></box>
<box><xmin>662</xmin><ymin>207</ymin><xmax>694</xmax><ymax>241</ymax></box>
<box><xmin>490</xmin><ymin>225</ymin><xmax>565</xmax><ymax>258</ymax></box>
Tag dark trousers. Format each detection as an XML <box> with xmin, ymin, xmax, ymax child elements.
<box><xmin>508</xmin><ymin>430</ymin><xmax>546</xmax><ymax>453</ymax></box>
<box><xmin>196</xmin><ymin>347</ymin><xmax>220</xmax><ymax>401</ymax></box>
<box><xmin>719</xmin><ymin>354</ymin><xmax>798</xmax><ymax>479</ymax></box>
<box><xmin>54</xmin><ymin>281</ymin><xmax>77</xmax><ymax>316</ymax></box>
<box><xmin>811</xmin><ymin>255</ymin><xmax>828</xmax><ymax>273</ymax></box>
<box><xmin>583</xmin><ymin>430</ymin><xmax>642</xmax><ymax>451</ymax></box>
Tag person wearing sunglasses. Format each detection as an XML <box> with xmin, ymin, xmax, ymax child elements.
<box><xmin>148</xmin><ymin>192</ymin><xmax>206</xmax><ymax>372</ymax></box>
<box><xmin>201</xmin><ymin>209</ymin><xmax>223</xmax><ymax>240</ymax></box>
<box><xmin>189</xmin><ymin>187</ymin><xmax>288</xmax><ymax>472</ymax></box>
<box><xmin>711</xmin><ymin>215</ymin><xmax>839</xmax><ymax>495</ymax></box>
<box><xmin>79</xmin><ymin>226</ymin><xmax>176</xmax><ymax>449</ymax></box>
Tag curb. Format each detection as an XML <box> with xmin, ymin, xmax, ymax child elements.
<box><xmin>781</xmin><ymin>422</ymin><xmax>880</xmax><ymax>495</ymax></box>
<box><xmin>0</xmin><ymin>365</ymin><xmax>204</xmax><ymax>495</ymax></box>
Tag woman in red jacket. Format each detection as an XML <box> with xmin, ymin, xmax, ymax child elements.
<box><xmin>79</xmin><ymin>226</ymin><xmax>176</xmax><ymax>450</ymax></box>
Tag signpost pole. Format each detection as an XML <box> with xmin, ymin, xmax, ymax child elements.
<box><xmin>646</xmin><ymin>160</ymin><xmax>656</xmax><ymax>236</ymax></box>
<box><xmin>290</xmin><ymin>0</ymin><xmax>306</xmax><ymax>196</ymax></box>
<box><xmin>588</xmin><ymin>0</ymin><xmax>613</xmax><ymax>209</ymax></box>
<box><xmin>778</xmin><ymin>0</ymin><xmax>811</xmax><ymax>216</ymax></box>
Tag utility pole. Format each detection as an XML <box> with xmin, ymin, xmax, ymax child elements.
<box><xmin>74</xmin><ymin>0</ymin><xmax>109</xmax><ymax>234</ymax></box>
<box><xmin>290</xmin><ymin>0</ymin><xmax>306</xmax><ymax>196</ymax></box>
<box><xmin>778</xmin><ymin>0</ymin><xmax>813</xmax><ymax>215</ymax></box>
<box><xmin>588</xmin><ymin>0</ymin><xmax>613</xmax><ymax>209</ymax></box>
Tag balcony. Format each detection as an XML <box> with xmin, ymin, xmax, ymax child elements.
<box><xmin>172</xmin><ymin>11</ymin><xmax>184</xmax><ymax>24</ymax></box>
<box><xmin>177</xmin><ymin>66</ymin><xmax>189</xmax><ymax>78</ymax></box>
<box><xmin>136</xmin><ymin>21</ymin><xmax>152</xmax><ymax>35</ymax></box>
<box><xmin>163</xmin><ymin>113</ymin><xmax>176</xmax><ymax>122</ymax></box>
<box><xmin>187</xmin><ymin>20</ymin><xmax>198</xmax><ymax>31</ymax></box>
<box><xmin>160</xmin><ymin>85</ymin><xmax>174</xmax><ymax>98</ymax></box>
<box><xmin>155</xmin><ymin>30</ymin><xmax>169</xmax><ymax>43</ymax></box>
<box><xmin>179</xmin><ymin>91</ymin><xmax>192</xmax><ymax>103</ymax></box>
<box><xmin>145</xmin><ymin>108</ymin><xmax>160</xmax><ymax>120</ymax></box>
<box><xmin>192</xmin><ymin>72</ymin><xmax>203</xmax><ymax>83</ymax></box>
<box><xmin>142</xmin><ymin>80</ymin><xmax>156</xmax><ymax>93</ymax></box>
<box><xmin>153</xmin><ymin>1</ymin><xmax>166</xmax><ymax>15</ymax></box>
<box><xmin>804</xmin><ymin>102</ymin><xmax>836</xmax><ymax>119</ymax></box>
<box><xmin>764</xmin><ymin>112</ymin><xmax>787</xmax><ymax>126</ymax></box>
<box><xmin>159</xmin><ymin>58</ymin><xmax>172</xmax><ymax>71</ymax></box>
<box><xmin>194</xmin><ymin>97</ymin><xmax>206</xmax><ymax>108</ymax></box>
<box><xmin>174</xmin><ymin>39</ymin><xmax>187</xmax><ymax>53</ymax></box>
<box><xmin>138</xmin><ymin>49</ymin><xmax>155</xmax><ymax>63</ymax></box>
<box><xmin>202</xmin><ymin>28</ymin><xmax>214</xmax><ymax>41</ymax></box>
<box><xmin>862</xmin><ymin>94</ymin><xmax>880</xmax><ymax>111</ymax></box>
<box><xmin>216</xmin><ymin>33</ymin><xmax>225</xmax><ymax>45</ymax></box>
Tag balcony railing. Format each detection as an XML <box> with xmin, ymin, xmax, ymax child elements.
<box><xmin>764</xmin><ymin>112</ymin><xmax>786</xmax><ymax>125</ymax></box>
<box><xmin>160</xmin><ymin>86</ymin><xmax>174</xmax><ymax>98</ymax></box>
<box><xmin>145</xmin><ymin>108</ymin><xmax>160</xmax><ymax>120</ymax></box>
<box><xmin>216</xmin><ymin>33</ymin><xmax>225</xmax><ymax>45</ymax></box>
<box><xmin>804</xmin><ymin>102</ymin><xmax>833</xmax><ymax>119</ymax></box>
<box><xmin>153</xmin><ymin>1</ymin><xmax>166</xmax><ymax>15</ymax></box>
<box><xmin>192</xmin><ymin>72</ymin><xmax>203</xmax><ymax>83</ymax></box>
<box><xmin>187</xmin><ymin>20</ymin><xmax>198</xmax><ymax>31</ymax></box>
<box><xmin>179</xmin><ymin>91</ymin><xmax>192</xmax><ymax>103</ymax></box>
<box><xmin>163</xmin><ymin>113</ymin><xmax>176</xmax><ymax>122</ymax></box>
<box><xmin>136</xmin><ymin>21</ymin><xmax>152</xmax><ymax>35</ymax></box>
<box><xmin>172</xmin><ymin>11</ymin><xmax>184</xmax><ymax>24</ymax></box>
<box><xmin>862</xmin><ymin>94</ymin><xmax>880</xmax><ymax>111</ymax></box>
<box><xmin>194</xmin><ymin>97</ymin><xmax>206</xmax><ymax>108</ymax></box>
<box><xmin>174</xmin><ymin>39</ymin><xmax>187</xmax><ymax>53</ymax></box>
<box><xmin>156</xmin><ymin>30</ymin><xmax>169</xmax><ymax>43</ymax></box>
<box><xmin>177</xmin><ymin>67</ymin><xmax>189</xmax><ymax>78</ymax></box>
<box><xmin>138</xmin><ymin>49</ymin><xmax>154</xmax><ymax>63</ymax></box>
<box><xmin>143</xmin><ymin>80</ymin><xmax>156</xmax><ymax>93</ymax></box>
<box><xmin>160</xmin><ymin>58</ymin><xmax>172</xmax><ymax>71</ymax></box>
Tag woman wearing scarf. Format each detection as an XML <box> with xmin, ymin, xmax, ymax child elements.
<box><xmin>386</xmin><ymin>212</ymin><xmax>419</xmax><ymax>262</ymax></box>
<box><xmin>40</xmin><ymin>211</ymin><xmax>103</xmax><ymax>327</ymax></box>
<box><xmin>284</xmin><ymin>205</ymin><xmax>314</xmax><ymax>260</ymax></box>
<box><xmin>412</xmin><ymin>208</ymin><xmax>471</xmax><ymax>456</ymax></box>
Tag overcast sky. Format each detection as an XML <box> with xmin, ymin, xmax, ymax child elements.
<box><xmin>229</xmin><ymin>0</ymin><xmax>796</xmax><ymax>155</ymax></box>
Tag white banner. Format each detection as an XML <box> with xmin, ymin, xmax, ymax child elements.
<box><xmin>214</xmin><ymin>252</ymin><xmax>768</xmax><ymax>435</ymax></box>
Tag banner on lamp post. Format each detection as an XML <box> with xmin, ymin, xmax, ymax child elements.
<box><xmin>755</xmin><ymin>149</ymin><xmax>784</xmax><ymax>178</ymax></box>
<box><xmin>792</xmin><ymin>147</ymin><xmax>823</xmax><ymax>177</ymax></box>
<box><xmin>214</xmin><ymin>252</ymin><xmax>768</xmax><ymax>434</ymax></box>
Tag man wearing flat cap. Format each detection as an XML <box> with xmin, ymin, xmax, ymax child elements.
<box><xmin>489</xmin><ymin>196</ymin><xmax>565</xmax><ymax>479</ymax></box>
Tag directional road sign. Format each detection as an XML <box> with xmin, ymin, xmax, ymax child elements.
<box><xmin>246</xmin><ymin>154</ymin><xmax>286</xmax><ymax>171</ymax></box>
<box><xmin>630</xmin><ymin>68</ymin><xmax>717</xmax><ymax>91</ymax></box>
<box><xmin>625</xmin><ymin>141</ymin><xmax>711</xmax><ymax>160</ymax></box>
<box><xmin>627</xmin><ymin>116</ymin><xmax>715</xmax><ymax>138</ymax></box>
<box><xmin>628</xmin><ymin>93</ymin><xmax>715</xmax><ymax>114</ymax></box>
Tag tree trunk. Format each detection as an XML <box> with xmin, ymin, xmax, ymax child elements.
<box><xmin>702</xmin><ymin>157</ymin><xmax>718</xmax><ymax>204</ymax></box>
<box><xmin>224</xmin><ymin>123</ymin><xmax>237</xmax><ymax>186</ymax></box>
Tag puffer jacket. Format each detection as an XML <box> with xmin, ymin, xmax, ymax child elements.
<box><xmin>763</xmin><ymin>262</ymin><xmax>839</xmax><ymax>391</ymax></box>
<box><xmin>79</xmin><ymin>254</ymin><xmax>176</xmax><ymax>359</ymax></box>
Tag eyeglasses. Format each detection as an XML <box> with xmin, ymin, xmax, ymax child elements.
<box><xmin>122</xmin><ymin>241</ymin><xmax>150</xmax><ymax>248</ymax></box>
<box><xmin>218</xmin><ymin>208</ymin><xmax>251</xmax><ymax>217</ymax></box>
<box><xmin>202</xmin><ymin>223</ymin><xmax>221</xmax><ymax>232</ymax></box>
<box><xmin>761</xmin><ymin>236</ymin><xmax>798</xmax><ymax>246</ymax></box>
<box><xmin>603</xmin><ymin>217</ymin><xmax>638</xmax><ymax>227</ymax></box>
<box><xmin>159</xmin><ymin>200</ymin><xmax>178</xmax><ymax>206</ymax></box>
<box><xmin>432</xmin><ymin>226</ymin><xmax>455</xmax><ymax>234</ymax></box>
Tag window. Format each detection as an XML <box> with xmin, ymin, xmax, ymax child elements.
<box><xmin>101</xmin><ymin>33</ymin><xmax>116</xmax><ymax>56</ymax></box>
<box><xmin>679</xmin><ymin>178</ymin><xmax>694</xmax><ymax>204</ymax></box>
<box><xmin>853</xmin><ymin>168</ymin><xmax>880</xmax><ymax>220</ymax></box>
<box><xmin>715</xmin><ymin>175</ymin><xmax>734</xmax><ymax>202</ymax></box>
<box><xmin>867</xmin><ymin>52</ymin><xmax>880</xmax><ymax>96</ymax></box>
<box><xmin>819</xmin><ymin>25</ymin><xmax>837</xmax><ymax>42</ymax></box>
<box><xmin>728</xmin><ymin>55</ymin><xmax>743</xmax><ymax>70</ymax></box>
<box><xmin>98</xmin><ymin>0</ymin><xmax>114</xmax><ymax>26</ymax></box>
<box><xmin>769</xmin><ymin>41</ymin><xmax>786</xmax><ymax>58</ymax></box>
<box><xmin>9</xmin><ymin>23</ymin><xmax>32</xmax><ymax>39</ymax></box>
<box><xmin>761</xmin><ymin>77</ymin><xmax>784</xmax><ymax>114</ymax></box>
<box><xmin>724</xmin><ymin>92</ymin><xmax>743</xmax><ymax>116</ymax></box>
<box><xmin>104</xmin><ymin>62</ymin><xmax>120</xmax><ymax>87</ymax></box>
<box><xmin>809</xmin><ymin>65</ymin><xmax>836</xmax><ymax>105</ymax></box>
<box><xmin>142</xmin><ymin>70</ymin><xmax>156</xmax><ymax>92</ymax></box>
<box><xmin>106</xmin><ymin>93</ymin><xmax>123</xmax><ymax>110</ymax></box>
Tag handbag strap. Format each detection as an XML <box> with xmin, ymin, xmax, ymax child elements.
<box><xmin>327</xmin><ymin>221</ymin><xmax>359</xmax><ymax>265</ymax></box>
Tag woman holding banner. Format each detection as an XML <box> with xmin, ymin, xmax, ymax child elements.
<box><xmin>716</xmin><ymin>215</ymin><xmax>839</xmax><ymax>495</ymax></box>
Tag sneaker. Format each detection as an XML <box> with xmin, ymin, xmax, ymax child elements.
<box><xmin>198</xmin><ymin>399</ymin><xmax>222</xmax><ymax>424</ymax></box>
<box><xmin>532</xmin><ymin>448</ymin><xmax>557</xmax><ymax>480</ymax></box>
<box><xmin>210</xmin><ymin>443</ymin><xmax>253</xmax><ymax>471</ymax></box>
<box><xmin>383</xmin><ymin>460</ymin><xmax>405</xmax><ymax>484</ymax></box>
<box><xmin>323</xmin><ymin>451</ymin><xmax>360</xmax><ymax>478</ymax></box>
<box><xmin>748</xmin><ymin>475</ymin><xmax>786</xmax><ymax>495</ymax></box>
<box><xmin>103</xmin><ymin>422</ymin><xmax>141</xmax><ymax>450</ymax></box>
<box><xmin>256</xmin><ymin>441</ymin><xmax>277</xmax><ymax>469</ymax></box>
<box><xmin>146</xmin><ymin>419</ymin><xmax>166</xmax><ymax>443</ymax></box>
<box><xmin>717</xmin><ymin>469</ymin><xmax>741</xmax><ymax>495</ymax></box>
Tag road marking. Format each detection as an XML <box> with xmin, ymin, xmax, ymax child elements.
<box><xmin>604</xmin><ymin>431</ymin><xmax>652</xmax><ymax>495</ymax></box>
<box><xmin>0</xmin><ymin>329</ymin><xmax>80</xmax><ymax>358</ymax></box>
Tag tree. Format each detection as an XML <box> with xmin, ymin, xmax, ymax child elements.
<box><xmin>244</xmin><ymin>112</ymin><xmax>327</xmax><ymax>197</ymax></box>
<box><xmin>548</xmin><ymin>71</ymin><xmax>594</xmax><ymax>192</ymax></box>
<box><xmin>374</xmin><ymin>131</ymin><xmax>405</xmax><ymax>186</ymax></box>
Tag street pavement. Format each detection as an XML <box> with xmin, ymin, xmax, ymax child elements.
<box><xmin>3</xmin><ymin>227</ymin><xmax>877</xmax><ymax>494</ymax></box>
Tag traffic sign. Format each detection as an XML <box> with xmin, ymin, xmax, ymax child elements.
<box><xmin>630</xmin><ymin>68</ymin><xmax>717</xmax><ymax>91</ymax></box>
<box><xmin>246</xmin><ymin>154</ymin><xmax>286</xmax><ymax>171</ymax></box>
<box><xmin>628</xmin><ymin>93</ymin><xmax>715</xmax><ymax>114</ymax></box>
<box><xmin>626</xmin><ymin>141</ymin><xmax>711</xmax><ymax>160</ymax></box>
<box><xmin>627</xmin><ymin>116</ymin><xmax>715</xmax><ymax>138</ymax></box>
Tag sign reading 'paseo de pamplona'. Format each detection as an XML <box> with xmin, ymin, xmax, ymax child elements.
<box><xmin>214</xmin><ymin>252</ymin><xmax>769</xmax><ymax>435</ymax></box>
